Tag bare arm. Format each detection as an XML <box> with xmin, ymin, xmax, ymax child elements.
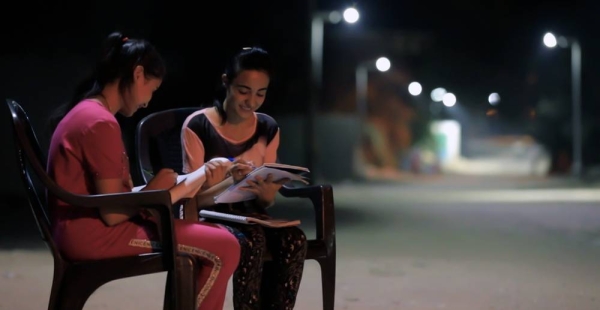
<box><xmin>82</xmin><ymin>120</ymin><xmax>151</xmax><ymax>227</ymax></box>
<box><xmin>182</xmin><ymin>127</ymin><xmax>205</xmax><ymax>174</ymax></box>
<box><xmin>96</xmin><ymin>169</ymin><xmax>178</xmax><ymax>226</ymax></box>
<box><xmin>95</xmin><ymin>178</ymin><xmax>142</xmax><ymax>226</ymax></box>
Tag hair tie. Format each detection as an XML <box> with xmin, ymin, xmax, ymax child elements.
<box><xmin>122</xmin><ymin>36</ymin><xmax>129</xmax><ymax>42</ymax></box>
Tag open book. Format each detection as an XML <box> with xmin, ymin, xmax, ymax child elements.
<box><xmin>199</xmin><ymin>210</ymin><xmax>300</xmax><ymax>228</ymax></box>
<box><xmin>214</xmin><ymin>163</ymin><xmax>310</xmax><ymax>204</ymax></box>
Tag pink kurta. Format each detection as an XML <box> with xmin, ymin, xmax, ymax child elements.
<box><xmin>47</xmin><ymin>99</ymin><xmax>239</xmax><ymax>309</ymax></box>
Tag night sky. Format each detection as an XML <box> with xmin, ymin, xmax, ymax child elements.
<box><xmin>1</xmin><ymin>0</ymin><xmax>598</xmax><ymax>195</ymax></box>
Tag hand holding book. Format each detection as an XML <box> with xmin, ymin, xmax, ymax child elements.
<box><xmin>228</xmin><ymin>159</ymin><xmax>256</xmax><ymax>184</ymax></box>
<box><xmin>214</xmin><ymin>163</ymin><xmax>310</xmax><ymax>204</ymax></box>
<box><xmin>238</xmin><ymin>173</ymin><xmax>290</xmax><ymax>207</ymax></box>
<box><xmin>203</xmin><ymin>158</ymin><xmax>253</xmax><ymax>189</ymax></box>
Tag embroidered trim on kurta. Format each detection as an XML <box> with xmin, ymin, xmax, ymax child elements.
<box><xmin>128</xmin><ymin>238</ymin><xmax>222</xmax><ymax>307</ymax></box>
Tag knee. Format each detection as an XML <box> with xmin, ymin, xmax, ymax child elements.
<box><xmin>285</xmin><ymin>227</ymin><xmax>307</xmax><ymax>248</ymax></box>
<box><xmin>273</xmin><ymin>228</ymin><xmax>307</xmax><ymax>258</ymax></box>
<box><xmin>296</xmin><ymin>230</ymin><xmax>308</xmax><ymax>253</ymax></box>
<box><xmin>239</xmin><ymin>227</ymin><xmax>267</xmax><ymax>254</ymax></box>
<box><xmin>217</xmin><ymin>232</ymin><xmax>241</xmax><ymax>271</ymax></box>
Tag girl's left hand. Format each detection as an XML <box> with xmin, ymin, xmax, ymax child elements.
<box><xmin>229</xmin><ymin>160</ymin><xmax>255</xmax><ymax>184</ymax></box>
<box><xmin>240</xmin><ymin>174</ymin><xmax>289</xmax><ymax>206</ymax></box>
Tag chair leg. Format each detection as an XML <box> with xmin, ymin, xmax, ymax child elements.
<box><xmin>47</xmin><ymin>265</ymin><xmax>65</xmax><ymax>310</ymax></box>
<box><xmin>47</xmin><ymin>283</ymin><xmax>62</xmax><ymax>310</ymax></box>
<box><xmin>175</xmin><ymin>255</ymin><xmax>199</xmax><ymax>310</ymax></box>
<box><xmin>51</xmin><ymin>272</ymin><xmax>104</xmax><ymax>310</ymax></box>
<box><xmin>163</xmin><ymin>271</ymin><xmax>173</xmax><ymax>310</ymax></box>
<box><xmin>164</xmin><ymin>255</ymin><xmax>199</xmax><ymax>310</ymax></box>
<box><xmin>317</xmin><ymin>253</ymin><xmax>336</xmax><ymax>310</ymax></box>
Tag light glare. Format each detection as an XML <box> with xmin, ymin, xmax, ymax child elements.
<box><xmin>431</xmin><ymin>87</ymin><xmax>447</xmax><ymax>102</ymax></box>
<box><xmin>343</xmin><ymin>8</ymin><xmax>359</xmax><ymax>23</ymax></box>
<box><xmin>543</xmin><ymin>32</ymin><xmax>557</xmax><ymax>48</ymax></box>
<box><xmin>375</xmin><ymin>57</ymin><xmax>391</xmax><ymax>72</ymax></box>
<box><xmin>328</xmin><ymin>11</ymin><xmax>342</xmax><ymax>23</ymax></box>
<box><xmin>442</xmin><ymin>93</ymin><xmax>457</xmax><ymax>107</ymax></box>
<box><xmin>557</xmin><ymin>36</ymin><xmax>569</xmax><ymax>48</ymax></box>
<box><xmin>488</xmin><ymin>92</ymin><xmax>500</xmax><ymax>105</ymax></box>
<box><xmin>408</xmin><ymin>82</ymin><xmax>422</xmax><ymax>96</ymax></box>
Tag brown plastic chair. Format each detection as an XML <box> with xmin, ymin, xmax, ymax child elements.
<box><xmin>6</xmin><ymin>99</ymin><xmax>200</xmax><ymax>310</ymax></box>
<box><xmin>133</xmin><ymin>107</ymin><xmax>337</xmax><ymax>310</ymax></box>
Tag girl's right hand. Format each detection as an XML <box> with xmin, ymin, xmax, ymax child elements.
<box><xmin>229</xmin><ymin>159</ymin><xmax>255</xmax><ymax>184</ymax></box>
<box><xmin>204</xmin><ymin>159</ymin><xmax>232</xmax><ymax>188</ymax></box>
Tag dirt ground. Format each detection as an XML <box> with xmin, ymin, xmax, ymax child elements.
<box><xmin>3</xmin><ymin>177</ymin><xmax>600</xmax><ymax>309</ymax></box>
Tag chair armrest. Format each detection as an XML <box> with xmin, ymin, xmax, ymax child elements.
<box><xmin>279</xmin><ymin>184</ymin><xmax>320</xmax><ymax>198</ymax></box>
<box><xmin>55</xmin><ymin>189</ymin><xmax>179</xmax><ymax>268</ymax></box>
<box><xmin>69</xmin><ymin>190</ymin><xmax>173</xmax><ymax>211</ymax></box>
<box><xmin>57</xmin><ymin>189</ymin><xmax>174</xmax><ymax>220</ymax></box>
<box><xmin>278</xmin><ymin>184</ymin><xmax>335</xmax><ymax>254</ymax></box>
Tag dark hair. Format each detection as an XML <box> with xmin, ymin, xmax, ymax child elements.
<box><xmin>214</xmin><ymin>46</ymin><xmax>273</xmax><ymax>123</ymax></box>
<box><xmin>48</xmin><ymin>31</ymin><xmax>166</xmax><ymax>132</ymax></box>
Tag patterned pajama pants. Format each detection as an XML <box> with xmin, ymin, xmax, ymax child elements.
<box><xmin>206</xmin><ymin>201</ymin><xmax>308</xmax><ymax>310</ymax></box>
<box><xmin>224</xmin><ymin>223</ymin><xmax>307</xmax><ymax>310</ymax></box>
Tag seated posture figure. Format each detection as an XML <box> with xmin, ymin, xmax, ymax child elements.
<box><xmin>181</xmin><ymin>47</ymin><xmax>308</xmax><ymax>310</ymax></box>
<box><xmin>47</xmin><ymin>31</ymin><xmax>241</xmax><ymax>310</ymax></box>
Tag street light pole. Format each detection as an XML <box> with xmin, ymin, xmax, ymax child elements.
<box><xmin>311</xmin><ymin>16</ymin><xmax>325</xmax><ymax>91</ymax></box>
<box><xmin>355</xmin><ymin>64</ymin><xmax>368</xmax><ymax>122</ymax></box>
<box><xmin>306</xmin><ymin>12</ymin><xmax>324</xmax><ymax>179</ymax></box>
<box><xmin>353</xmin><ymin>58</ymin><xmax>391</xmax><ymax>178</ymax></box>
<box><xmin>571</xmin><ymin>39</ymin><xmax>582</xmax><ymax>177</ymax></box>
<box><xmin>306</xmin><ymin>6</ymin><xmax>359</xmax><ymax>179</ymax></box>
<box><xmin>355</xmin><ymin>57</ymin><xmax>391</xmax><ymax>125</ymax></box>
<box><xmin>543</xmin><ymin>32</ymin><xmax>583</xmax><ymax>178</ymax></box>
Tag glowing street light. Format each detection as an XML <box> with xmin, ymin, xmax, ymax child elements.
<box><xmin>430</xmin><ymin>87</ymin><xmax>447</xmax><ymax>102</ymax></box>
<box><xmin>543</xmin><ymin>32</ymin><xmax>557</xmax><ymax>48</ymax></box>
<box><xmin>543</xmin><ymin>31</ymin><xmax>582</xmax><ymax>177</ymax></box>
<box><xmin>442</xmin><ymin>93</ymin><xmax>456</xmax><ymax>107</ymax></box>
<box><xmin>375</xmin><ymin>57</ymin><xmax>391</xmax><ymax>72</ymax></box>
<box><xmin>408</xmin><ymin>82</ymin><xmax>422</xmax><ymax>96</ymax></box>
<box><xmin>343</xmin><ymin>7</ymin><xmax>360</xmax><ymax>23</ymax></box>
<box><xmin>488</xmin><ymin>92</ymin><xmax>500</xmax><ymax>105</ymax></box>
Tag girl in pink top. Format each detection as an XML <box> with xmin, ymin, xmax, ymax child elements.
<box><xmin>46</xmin><ymin>32</ymin><xmax>240</xmax><ymax>310</ymax></box>
<box><xmin>181</xmin><ymin>47</ymin><xmax>308</xmax><ymax>310</ymax></box>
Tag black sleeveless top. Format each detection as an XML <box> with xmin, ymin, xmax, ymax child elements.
<box><xmin>185</xmin><ymin>111</ymin><xmax>279</xmax><ymax>162</ymax></box>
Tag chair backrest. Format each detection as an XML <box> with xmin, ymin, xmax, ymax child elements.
<box><xmin>7</xmin><ymin>98</ymin><xmax>180</xmax><ymax>260</ymax></box>
<box><xmin>6</xmin><ymin>99</ymin><xmax>63</xmax><ymax>258</ymax></box>
<box><xmin>7</xmin><ymin>100</ymin><xmax>194</xmax><ymax>309</ymax></box>
<box><xmin>134</xmin><ymin>107</ymin><xmax>200</xmax><ymax>185</ymax></box>
<box><xmin>5</xmin><ymin>99</ymin><xmax>162</xmax><ymax>258</ymax></box>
